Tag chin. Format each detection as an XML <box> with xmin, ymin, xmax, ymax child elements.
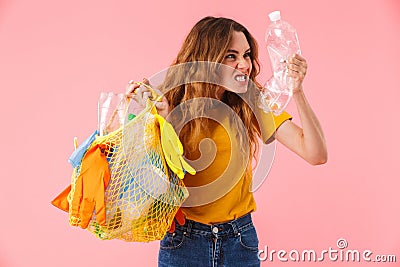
<box><xmin>222</xmin><ymin>82</ymin><xmax>249</xmax><ymax>94</ymax></box>
<box><xmin>236</xmin><ymin>85</ymin><xmax>248</xmax><ymax>94</ymax></box>
<box><xmin>230</xmin><ymin>83</ymin><xmax>248</xmax><ymax>94</ymax></box>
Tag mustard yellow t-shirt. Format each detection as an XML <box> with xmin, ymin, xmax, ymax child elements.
<box><xmin>181</xmin><ymin>107</ymin><xmax>292</xmax><ymax>224</ymax></box>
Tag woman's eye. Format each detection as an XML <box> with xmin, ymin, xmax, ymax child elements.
<box><xmin>225</xmin><ymin>54</ymin><xmax>236</xmax><ymax>60</ymax></box>
<box><xmin>244</xmin><ymin>52</ymin><xmax>251</xmax><ymax>58</ymax></box>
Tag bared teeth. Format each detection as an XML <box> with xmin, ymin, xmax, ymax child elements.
<box><xmin>235</xmin><ymin>75</ymin><xmax>247</xmax><ymax>82</ymax></box>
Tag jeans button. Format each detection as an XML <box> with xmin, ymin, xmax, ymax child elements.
<box><xmin>212</xmin><ymin>226</ymin><xmax>219</xmax><ymax>234</ymax></box>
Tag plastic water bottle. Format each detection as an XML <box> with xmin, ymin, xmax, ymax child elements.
<box><xmin>260</xmin><ymin>10</ymin><xmax>301</xmax><ymax>115</ymax></box>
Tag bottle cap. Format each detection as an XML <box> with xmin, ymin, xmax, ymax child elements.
<box><xmin>268</xmin><ymin>10</ymin><xmax>281</xmax><ymax>22</ymax></box>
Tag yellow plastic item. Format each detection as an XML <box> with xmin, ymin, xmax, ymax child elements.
<box><xmin>53</xmin><ymin>82</ymin><xmax>193</xmax><ymax>242</ymax></box>
<box><xmin>154</xmin><ymin>114</ymin><xmax>196</xmax><ymax>179</ymax></box>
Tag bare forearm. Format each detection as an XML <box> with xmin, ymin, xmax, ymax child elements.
<box><xmin>275</xmin><ymin>54</ymin><xmax>327</xmax><ymax>165</ymax></box>
<box><xmin>293</xmin><ymin>88</ymin><xmax>327</xmax><ymax>164</ymax></box>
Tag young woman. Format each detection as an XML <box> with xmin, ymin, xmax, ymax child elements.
<box><xmin>127</xmin><ymin>16</ymin><xmax>327</xmax><ymax>267</ymax></box>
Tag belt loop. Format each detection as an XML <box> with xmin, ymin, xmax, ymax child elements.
<box><xmin>186</xmin><ymin>219</ymin><xmax>193</xmax><ymax>237</ymax></box>
<box><xmin>229</xmin><ymin>219</ymin><xmax>239</xmax><ymax>236</ymax></box>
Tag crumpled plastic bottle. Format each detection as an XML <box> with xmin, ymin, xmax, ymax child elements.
<box><xmin>260</xmin><ymin>10</ymin><xmax>301</xmax><ymax>115</ymax></box>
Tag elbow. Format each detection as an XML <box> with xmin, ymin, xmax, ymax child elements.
<box><xmin>306</xmin><ymin>150</ymin><xmax>328</xmax><ymax>166</ymax></box>
<box><xmin>309</xmin><ymin>156</ymin><xmax>328</xmax><ymax>165</ymax></box>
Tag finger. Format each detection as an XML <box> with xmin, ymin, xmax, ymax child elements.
<box><xmin>155</xmin><ymin>101</ymin><xmax>166</xmax><ymax>110</ymax></box>
<box><xmin>125</xmin><ymin>86</ymin><xmax>140</xmax><ymax>98</ymax></box>
<box><xmin>80</xmin><ymin>199</ymin><xmax>95</xmax><ymax>229</ymax></box>
<box><xmin>143</xmin><ymin>78</ymin><xmax>150</xmax><ymax>86</ymax></box>
<box><xmin>287</xmin><ymin>63</ymin><xmax>307</xmax><ymax>76</ymax></box>
<box><xmin>291</xmin><ymin>53</ymin><xmax>306</xmax><ymax>62</ymax></box>
<box><xmin>287</xmin><ymin>69</ymin><xmax>296</xmax><ymax>78</ymax></box>
<box><xmin>288</xmin><ymin>55</ymin><xmax>307</xmax><ymax>69</ymax></box>
<box><xmin>140</xmin><ymin>91</ymin><xmax>152</xmax><ymax>105</ymax></box>
<box><xmin>95</xmin><ymin>190</ymin><xmax>107</xmax><ymax>226</ymax></box>
<box><xmin>135</xmin><ymin>87</ymin><xmax>144</xmax><ymax>104</ymax></box>
<box><xmin>287</xmin><ymin>56</ymin><xmax>307</xmax><ymax>76</ymax></box>
<box><xmin>287</xmin><ymin>69</ymin><xmax>305</xmax><ymax>80</ymax></box>
<box><xmin>287</xmin><ymin>63</ymin><xmax>301</xmax><ymax>72</ymax></box>
<box><xmin>155</xmin><ymin>96</ymin><xmax>169</xmax><ymax>109</ymax></box>
<box><xmin>94</xmin><ymin>167</ymin><xmax>109</xmax><ymax>226</ymax></box>
<box><xmin>125</xmin><ymin>78</ymin><xmax>150</xmax><ymax>96</ymax></box>
<box><xmin>125</xmin><ymin>83</ymin><xmax>140</xmax><ymax>97</ymax></box>
<box><xmin>70</xmin><ymin>173</ymin><xmax>84</xmax><ymax>220</ymax></box>
<box><xmin>135</xmin><ymin>86</ymin><xmax>150</xmax><ymax>101</ymax></box>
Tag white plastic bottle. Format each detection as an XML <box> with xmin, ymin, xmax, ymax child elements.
<box><xmin>260</xmin><ymin>10</ymin><xmax>301</xmax><ymax>115</ymax></box>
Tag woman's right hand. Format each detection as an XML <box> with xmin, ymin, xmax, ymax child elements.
<box><xmin>125</xmin><ymin>78</ymin><xmax>170</xmax><ymax>118</ymax></box>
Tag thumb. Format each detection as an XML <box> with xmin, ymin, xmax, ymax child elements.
<box><xmin>155</xmin><ymin>101</ymin><xmax>166</xmax><ymax>110</ymax></box>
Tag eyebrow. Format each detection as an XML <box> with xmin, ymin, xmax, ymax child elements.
<box><xmin>226</xmin><ymin>48</ymin><xmax>251</xmax><ymax>54</ymax></box>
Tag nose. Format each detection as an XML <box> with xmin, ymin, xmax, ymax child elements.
<box><xmin>236</xmin><ymin>56</ymin><xmax>250</xmax><ymax>73</ymax></box>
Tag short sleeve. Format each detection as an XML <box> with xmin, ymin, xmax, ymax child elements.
<box><xmin>254</xmin><ymin>105</ymin><xmax>292</xmax><ymax>144</ymax></box>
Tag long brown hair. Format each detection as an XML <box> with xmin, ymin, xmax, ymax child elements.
<box><xmin>160</xmin><ymin>16</ymin><xmax>262</xmax><ymax>161</ymax></box>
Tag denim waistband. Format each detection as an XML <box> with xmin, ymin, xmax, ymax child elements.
<box><xmin>176</xmin><ymin>213</ymin><xmax>254</xmax><ymax>237</ymax></box>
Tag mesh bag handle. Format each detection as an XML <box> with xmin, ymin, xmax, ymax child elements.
<box><xmin>98</xmin><ymin>82</ymin><xmax>162</xmax><ymax>135</ymax></box>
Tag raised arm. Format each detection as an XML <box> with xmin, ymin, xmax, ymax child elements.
<box><xmin>274</xmin><ymin>54</ymin><xmax>327</xmax><ymax>165</ymax></box>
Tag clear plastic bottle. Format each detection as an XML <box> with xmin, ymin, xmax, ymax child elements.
<box><xmin>260</xmin><ymin>10</ymin><xmax>301</xmax><ymax>115</ymax></box>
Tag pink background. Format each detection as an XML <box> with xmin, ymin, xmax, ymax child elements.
<box><xmin>1</xmin><ymin>0</ymin><xmax>399</xmax><ymax>266</ymax></box>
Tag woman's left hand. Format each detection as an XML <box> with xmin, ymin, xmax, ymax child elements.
<box><xmin>287</xmin><ymin>53</ymin><xmax>308</xmax><ymax>93</ymax></box>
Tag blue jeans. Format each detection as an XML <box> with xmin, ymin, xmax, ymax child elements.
<box><xmin>158</xmin><ymin>213</ymin><xmax>260</xmax><ymax>267</ymax></box>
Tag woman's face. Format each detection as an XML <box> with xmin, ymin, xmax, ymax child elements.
<box><xmin>220</xmin><ymin>31</ymin><xmax>253</xmax><ymax>95</ymax></box>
